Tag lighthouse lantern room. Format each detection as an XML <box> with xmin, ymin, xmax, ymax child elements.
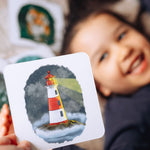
<box><xmin>45</xmin><ymin>71</ymin><xmax>68</xmax><ymax>125</ymax></box>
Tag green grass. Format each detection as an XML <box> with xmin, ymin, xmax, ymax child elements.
<box><xmin>39</xmin><ymin>120</ymin><xmax>85</xmax><ymax>130</ymax></box>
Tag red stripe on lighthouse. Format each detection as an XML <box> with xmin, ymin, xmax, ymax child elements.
<box><xmin>48</xmin><ymin>96</ymin><xmax>62</xmax><ymax>111</ymax></box>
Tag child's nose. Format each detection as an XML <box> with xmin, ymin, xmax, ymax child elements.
<box><xmin>117</xmin><ymin>45</ymin><xmax>134</xmax><ymax>62</ymax></box>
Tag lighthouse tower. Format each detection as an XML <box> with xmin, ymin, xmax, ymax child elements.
<box><xmin>45</xmin><ymin>71</ymin><xmax>68</xmax><ymax>125</ymax></box>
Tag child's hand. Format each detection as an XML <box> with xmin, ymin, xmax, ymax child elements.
<box><xmin>0</xmin><ymin>104</ymin><xmax>52</xmax><ymax>150</ymax></box>
<box><xmin>0</xmin><ymin>104</ymin><xmax>14</xmax><ymax>136</ymax></box>
<box><xmin>0</xmin><ymin>133</ymin><xmax>31</xmax><ymax>150</ymax></box>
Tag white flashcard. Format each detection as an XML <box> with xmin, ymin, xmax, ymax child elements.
<box><xmin>3</xmin><ymin>53</ymin><xmax>104</xmax><ymax>150</ymax></box>
<box><xmin>8</xmin><ymin>0</ymin><xmax>64</xmax><ymax>53</ymax></box>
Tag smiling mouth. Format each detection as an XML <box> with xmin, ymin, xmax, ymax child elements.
<box><xmin>127</xmin><ymin>53</ymin><xmax>147</xmax><ymax>75</ymax></box>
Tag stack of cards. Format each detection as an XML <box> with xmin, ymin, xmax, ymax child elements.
<box><xmin>7</xmin><ymin>45</ymin><xmax>54</xmax><ymax>64</ymax></box>
<box><xmin>3</xmin><ymin>53</ymin><xmax>104</xmax><ymax>150</ymax></box>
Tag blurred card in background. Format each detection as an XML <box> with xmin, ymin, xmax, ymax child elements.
<box><xmin>8</xmin><ymin>0</ymin><xmax>65</xmax><ymax>53</ymax></box>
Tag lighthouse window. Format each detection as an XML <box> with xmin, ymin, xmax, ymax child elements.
<box><xmin>55</xmin><ymin>90</ymin><xmax>57</xmax><ymax>95</ymax></box>
<box><xmin>57</xmin><ymin>100</ymin><xmax>61</xmax><ymax>106</ymax></box>
<box><xmin>60</xmin><ymin>111</ymin><xmax>63</xmax><ymax>117</ymax></box>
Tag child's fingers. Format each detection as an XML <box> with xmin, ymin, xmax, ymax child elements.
<box><xmin>8</xmin><ymin>122</ymin><xmax>15</xmax><ymax>134</ymax></box>
<box><xmin>0</xmin><ymin>104</ymin><xmax>10</xmax><ymax>116</ymax></box>
<box><xmin>0</xmin><ymin>115</ymin><xmax>10</xmax><ymax>136</ymax></box>
<box><xmin>0</xmin><ymin>134</ymin><xmax>17</xmax><ymax>145</ymax></box>
<box><xmin>0</xmin><ymin>104</ymin><xmax>12</xmax><ymax>136</ymax></box>
<box><xmin>0</xmin><ymin>135</ymin><xmax>12</xmax><ymax>145</ymax></box>
<box><xmin>0</xmin><ymin>114</ymin><xmax>10</xmax><ymax>126</ymax></box>
<box><xmin>0</xmin><ymin>126</ymin><xmax>7</xmax><ymax>137</ymax></box>
<box><xmin>0</xmin><ymin>104</ymin><xmax>10</xmax><ymax>126</ymax></box>
<box><xmin>17</xmin><ymin>140</ymin><xmax>31</xmax><ymax>150</ymax></box>
<box><xmin>9</xmin><ymin>115</ymin><xmax>12</xmax><ymax>123</ymax></box>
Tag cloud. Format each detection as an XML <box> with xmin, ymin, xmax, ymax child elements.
<box><xmin>34</xmin><ymin>112</ymin><xmax>86</xmax><ymax>143</ymax></box>
<box><xmin>36</xmin><ymin>124</ymin><xmax>85</xmax><ymax>143</ymax></box>
<box><xmin>33</xmin><ymin>113</ymin><xmax>49</xmax><ymax>129</ymax></box>
<box><xmin>26</xmin><ymin>82</ymin><xmax>46</xmax><ymax>98</ymax></box>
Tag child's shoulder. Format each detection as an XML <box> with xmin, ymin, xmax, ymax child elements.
<box><xmin>105</xmin><ymin>83</ymin><xmax>150</xmax><ymax>118</ymax></box>
<box><xmin>104</xmin><ymin>83</ymin><xmax>150</xmax><ymax>150</ymax></box>
<box><xmin>109</xmin><ymin>83</ymin><xmax>150</xmax><ymax>101</ymax></box>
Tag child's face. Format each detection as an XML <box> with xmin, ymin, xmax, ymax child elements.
<box><xmin>70</xmin><ymin>13</ymin><xmax>150</xmax><ymax>96</ymax></box>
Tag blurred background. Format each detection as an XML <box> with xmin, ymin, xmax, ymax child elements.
<box><xmin>0</xmin><ymin>0</ymin><xmax>150</xmax><ymax>149</ymax></box>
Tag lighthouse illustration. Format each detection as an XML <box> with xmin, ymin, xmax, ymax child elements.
<box><xmin>45</xmin><ymin>71</ymin><xmax>68</xmax><ymax>125</ymax></box>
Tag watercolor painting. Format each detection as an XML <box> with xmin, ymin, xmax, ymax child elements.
<box><xmin>18</xmin><ymin>4</ymin><xmax>54</xmax><ymax>45</ymax></box>
<box><xmin>24</xmin><ymin>65</ymin><xmax>86</xmax><ymax>143</ymax></box>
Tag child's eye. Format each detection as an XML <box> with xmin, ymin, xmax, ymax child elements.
<box><xmin>118</xmin><ymin>31</ymin><xmax>126</xmax><ymax>41</ymax></box>
<box><xmin>100</xmin><ymin>52</ymin><xmax>108</xmax><ymax>62</ymax></box>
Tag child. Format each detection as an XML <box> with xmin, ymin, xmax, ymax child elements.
<box><xmin>61</xmin><ymin>9</ymin><xmax>150</xmax><ymax>150</ymax></box>
<box><xmin>1</xmin><ymin>9</ymin><xmax>150</xmax><ymax>150</ymax></box>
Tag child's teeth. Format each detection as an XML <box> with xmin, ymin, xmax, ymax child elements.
<box><xmin>131</xmin><ymin>58</ymin><xmax>141</xmax><ymax>71</ymax></box>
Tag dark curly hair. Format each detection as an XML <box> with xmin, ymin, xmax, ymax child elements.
<box><xmin>61</xmin><ymin>7</ymin><xmax>147</xmax><ymax>55</ymax></box>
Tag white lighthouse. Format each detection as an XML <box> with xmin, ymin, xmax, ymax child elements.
<box><xmin>45</xmin><ymin>71</ymin><xmax>68</xmax><ymax>125</ymax></box>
